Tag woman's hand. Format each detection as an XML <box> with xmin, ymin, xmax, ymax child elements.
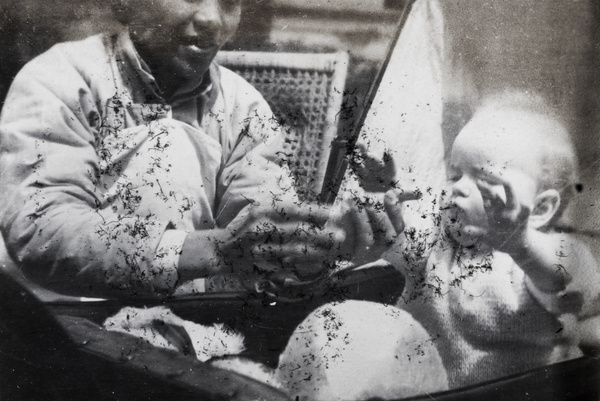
<box><xmin>216</xmin><ymin>202</ymin><xmax>345</xmax><ymax>279</ymax></box>
<box><xmin>180</xmin><ymin>187</ymin><xmax>423</xmax><ymax>282</ymax></box>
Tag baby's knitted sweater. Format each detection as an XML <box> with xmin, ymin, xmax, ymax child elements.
<box><xmin>393</xmin><ymin>241</ymin><xmax>575</xmax><ymax>388</ymax></box>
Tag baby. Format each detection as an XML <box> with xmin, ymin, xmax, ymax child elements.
<box><xmin>275</xmin><ymin>93</ymin><xmax>600</xmax><ymax>399</ymax></box>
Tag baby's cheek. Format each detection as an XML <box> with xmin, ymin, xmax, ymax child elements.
<box><xmin>469</xmin><ymin>191</ymin><xmax>488</xmax><ymax>223</ymax></box>
<box><xmin>482</xmin><ymin>196</ymin><xmax>492</xmax><ymax>210</ymax></box>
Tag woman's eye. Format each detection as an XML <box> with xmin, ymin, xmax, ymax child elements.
<box><xmin>221</xmin><ymin>0</ymin><xmax>242</xmax><ymax>12</ymax></box>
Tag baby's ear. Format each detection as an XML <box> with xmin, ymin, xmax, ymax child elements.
<box><xmin>529</xmin><ymin>189</ymin><xmax>561</xmax><ymax>229</ymax></box>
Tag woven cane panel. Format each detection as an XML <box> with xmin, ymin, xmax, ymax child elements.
<box><xmin>229</xmin><ymin>65</ymin><xmax>336</xmax><ymax>201</ymax></box>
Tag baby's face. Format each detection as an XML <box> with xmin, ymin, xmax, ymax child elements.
<box><xmin>444</xmin><ymin>125</ymin><xmax>539</xmax><ymax>246</ymax></box>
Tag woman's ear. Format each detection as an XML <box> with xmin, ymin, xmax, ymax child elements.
<box><xmin>529</xmin><ymin>189</ymin><xmax>561</xmax><ymax>229</ymax></box>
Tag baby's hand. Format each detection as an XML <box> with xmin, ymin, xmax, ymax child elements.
<box><xmin>477</xmin><ymin>174</ymin><xmax>532</xmax><ymax>252</ymax></box>
<box><xmin>384</xmin><ymin>188</ymin><xmax>423</xmax><ymax>235</ymax></box>
<box><xmin>352</xmin><ymin>143</ymin><xmax>397</xmax><ymax>193</ymax></box>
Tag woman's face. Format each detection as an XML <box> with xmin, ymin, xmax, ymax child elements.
<box><xmin>125</xmin><ymin>0</ymin><xmax>242</xmax><ymax>82</ymax></box>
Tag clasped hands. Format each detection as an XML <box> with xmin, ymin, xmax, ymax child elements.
<box><xmin>212</xmin><ymin>188</ymin><xmax>422</xmax><ymax>282</ymax></box>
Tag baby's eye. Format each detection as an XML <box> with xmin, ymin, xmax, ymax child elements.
<box><xmin>476</xmin><ymin>176</ymin><xmax>502</xmax><ymax>189</ymax></box>
<box><xmin>447</xmin><ymin>172</ymin><xmax>462</xmax><ymax>183</ymax></box>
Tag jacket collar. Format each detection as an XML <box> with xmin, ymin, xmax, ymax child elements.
<box><xmin>113</xmin><ymin>29</ymin><xmax>218</xmax><ymax>106</ymax></box>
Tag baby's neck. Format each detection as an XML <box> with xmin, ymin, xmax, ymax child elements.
<box><xmin>453</xmin><ymin>240</ymin><xmax>495</xmax><ymax>265</ymax></box>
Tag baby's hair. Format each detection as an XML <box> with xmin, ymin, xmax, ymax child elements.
<box><xmin>472</xmin><ymin>90</ymin><xmax>579</xmax><ymax>223</ymax></box>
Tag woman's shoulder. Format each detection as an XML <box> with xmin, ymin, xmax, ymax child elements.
<box><xmin>26</xmin><ymin>34</ymin><xmax>109</xmax><ymax>72</ymax></box>
<box><xmin>13</xmin><ymin>33</ymin><xmax>113</xmax><ymax>96</ymax></box>
<box><xmin>213</xmin><ymin>62</ymin><xmax>272</xmax><ymax>114</ymax></box>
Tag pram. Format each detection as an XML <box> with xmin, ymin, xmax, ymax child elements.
<box><xmin>2</xmin><ymin>265</ymin><xmax>599</xmax><ymax>401</ymax></box>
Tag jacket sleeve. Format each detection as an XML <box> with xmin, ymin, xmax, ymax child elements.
<box><xmin>0</xmin><ymin>50</ymin><xmax>177</xmax><ymax>297</ymax></box>
<box><xmin>212</xmin><ymin>67</ymin><xmax>298</xmax><ymax>228</ymax></box>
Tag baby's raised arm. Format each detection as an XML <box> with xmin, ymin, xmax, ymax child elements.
<box><xmin>477</xmin><ymin>174</ymin><xmax>599</xmax><ymax>316</ymax></box>
<box><xmin>514</xmin><ymin>231</ymin><xmax>594</xmax><ymax>299</ymax></box>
